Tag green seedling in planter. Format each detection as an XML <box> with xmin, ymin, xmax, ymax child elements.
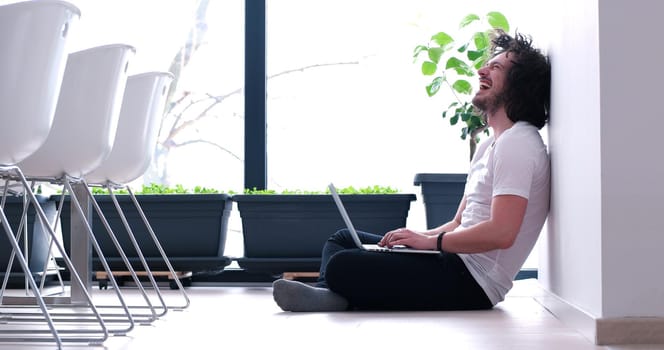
<box><xmin>90</xmin><ymin>183</ymin><xmax>222</xmax><ymax>195</ymax></box>
<box><xmin>413</xmin><ymin>11</ymin><xmax>509</xmax><ymax>161</ymax></box>
<box><xmin>243</xmin><ymin>185</ymin><xmax>400</xmax><ymax>195</ymax></box>
<box><xmin>335</xmin><ymin>185</ymin><xmax>399</xmax><ymax>194</ymax></box>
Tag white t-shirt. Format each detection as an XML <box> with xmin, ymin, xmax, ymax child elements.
<box><xmin>457</xmin><ymin>121</ymin><xmax>550</xmax><ymax>306</ymax></box>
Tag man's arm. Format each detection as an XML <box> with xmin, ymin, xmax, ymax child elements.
<box><xmin>380</xmin><ymin>194</ymin><xmax>526</xmax><ymax>252</ymax></box>
<box><xmin>440</xmin><ymin>194</ymin><xmax>527</xmax><ymax>253</ymax></box>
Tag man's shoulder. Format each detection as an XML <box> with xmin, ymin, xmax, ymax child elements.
<box><xmin>500</xmin><ymin>122</ymin><xmax>545</xmax><ymax>147</ymax></box>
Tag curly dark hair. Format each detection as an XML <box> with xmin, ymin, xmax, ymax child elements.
<box><xmin>491</xmin><ymin>31</ymin><xmax>550</xmax><ymax>129</ymax></box>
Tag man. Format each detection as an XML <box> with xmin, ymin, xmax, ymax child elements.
<box><xmin>272</xmin><ymin>31</ymin><xmax>551</xmax><ymax>312</ymax></box>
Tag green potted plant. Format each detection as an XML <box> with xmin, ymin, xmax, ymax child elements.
<box><xmin>232</xmin><ymin>185</ymin><xmax>416</xmax><ymax>275</ymax></box>
<box><xmin>412</xmin><ymin>12</ymin><xmax>509</xmax><ymax>228</ymax></box>
<box><xmin>54</xmin><ymin>183</ymin><xmax>233</xmax><ymax>277</ymax></box>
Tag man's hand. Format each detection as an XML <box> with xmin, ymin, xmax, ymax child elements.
<box><xmin>378</xmin><ymin>227</ymin><xmax>435</xmax><ymax>250</ymax></box>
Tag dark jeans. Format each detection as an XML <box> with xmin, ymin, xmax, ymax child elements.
<box><xmin>316</xmin><ymin>229</ymin><xmax>492</xmax><ymax>311</ymax></box>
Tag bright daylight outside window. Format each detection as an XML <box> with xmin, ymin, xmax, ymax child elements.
<box><xmin>60</xmin><ymin>0</ymin><xmax>545</xmax><ymax>267</ymax></box>
<box><xmin>266</xmin><ymin>0</ymin><xmax>547</xmax><ymax>269</ymax></box>
<box><xmin>67</xmin><ymin>0</ymin><xmax>244</xmax><ymax>193</ymax></box>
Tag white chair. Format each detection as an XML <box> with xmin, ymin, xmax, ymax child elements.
<box><xmin>86</xmin><ymin>72</ymin><xmax>175</xmax><ymax>185</ymax></box>
<box><xmin>85</xmin><ymin>72</ymin><xmax>191</xmax><ymax>310</ymax></box>
<box><xmin>0</xmin><ymin>1</ymin><xmax>91</xmax><ymax>348</ymax></box>
<box><xmin>0</xmin><ymin>0</ymin><xmax>78</xmax><ymax>165</ymax></box>
<box><xmin>18</xmin><ymin>43</ymin><xmax>133</xmax><ymax>178</ymax></box>
<box><xmin>14</xmin><ymin>43</ymin><xmax>165</xmax><ymax>334</ymax></box>
<box><xmin>5</xmin><ymin>38</ymin><xmax>136</xmax><ymax>340</ymax></box>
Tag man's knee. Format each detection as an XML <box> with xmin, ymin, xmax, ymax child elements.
<box><xmin>328</xmin><ymin>228</ymin><xmax>352</xmax><ymax>243</ymax></box>
<box><xmin>326</xmin><ymin>249</ymin><xmax>365</xmax><ymax>287</ymax></box>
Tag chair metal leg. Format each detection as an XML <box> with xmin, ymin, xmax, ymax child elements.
<box><xmin>0</xmin><ymin>205</ymin><xmax>63</xmax><ymax>349</ymax></box>
<box><xmin>2</xmin><ymin>184</ymin><xmax>136</xmax><ymax>333</ymax></box>
<box><xmin>0</xmin><ymin>184</ymin><xmax>32</xmax><ymax>301</ymax></box>
<box><xmin>78</xmin><ymin>180</ymin><xmax>163</xmax><ymax>322</ymax></box>
<box><xmin>0</xmin><ymin>166</ymin><xmax>109</xmax><ymax>347</ymax></box>
<box><xmin>33</xmin><ymin>182</ymin><xmax>67</xmax><ymax>295</ymax></box>
<box><xmin>61</xmin><ymin>180</ymin><xmax>138</xmax><ymax>332</ymax></box>
<box><xmin>126</xmin><ymin>185</ymin><xmax>191</xmax><ymax>310</ymax></box>
<box><xmin>0</xmin><ymin>185</ymin><xmax>66</xmax><ymax>300</ymax></box>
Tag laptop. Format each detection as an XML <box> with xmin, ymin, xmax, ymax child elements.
<box><xmin>328</xmin><ymin>183</ymin><xmax>439</xmax><ymax>254</ymax></box>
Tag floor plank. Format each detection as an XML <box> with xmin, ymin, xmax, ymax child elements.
<box><xmin>1</xmin><ymin>279</ymin><xmax>663</xmax><ymax>349</ymax></box>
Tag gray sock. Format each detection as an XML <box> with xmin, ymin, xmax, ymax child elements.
<box><xmin>272</xmin><ymin>279</ymin><xmax>348</xmax><ymax>312</ymax></box>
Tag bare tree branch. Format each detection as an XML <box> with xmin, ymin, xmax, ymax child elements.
<box><xmin>163</xmin><ymin>60</ymin><xmax>360</xmax><ymax>148</ymax></box>
<box><xmin>170</xmin><ymin>139</ymin><xmax>243</xmax><ymax>162</ymax></box>
<box><xmin>267</xmin><ymin>61</ymin><xmax>360</xmax><ymax>80</ymax></box>
<box><xmin>149</xmin><ymin>0</ymin><xmax>363</xmax><ymax>185</ymax></box>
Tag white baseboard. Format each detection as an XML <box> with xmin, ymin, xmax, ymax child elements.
<box><xmin>533</xmin><ymin>289</ymin><xmax>597</xmax><ymax>343</ymax></box>
<box><xmin>534</xmin><ymin>284</ymin><xmax>664</xmax><ymax>345</ymax></box>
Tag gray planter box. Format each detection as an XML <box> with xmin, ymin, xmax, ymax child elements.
<box><xmin>233</xmin><ymin>193</ymin><xmax>416</xmax><ymax>274</ymax></box>
<box><xmin>0</xmin><ymin>195</ymin><xmax>56</xmax><ymax>282</ymax></box>
<box><xmin>55</xmin><ymin>194</ymin><xmax>233</xmax><ymax>273</ymax></box>
<box><xmin>414</xmin><ymin>173</ymin><xmax>467</xmax><ymax>229</ymax></box>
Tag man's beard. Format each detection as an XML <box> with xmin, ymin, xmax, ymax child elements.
<box><xmin>472</xmin><ymin>90</ymin><xmax>505</xmax><ymax>115</ymax></box>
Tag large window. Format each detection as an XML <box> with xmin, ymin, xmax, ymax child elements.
<box><xmin>265</xmin><ymin>1</ymin><xmax>547</xmax><ymax>267</ymax></box>
<box><xmin>65</xmin><ymin>0</ymin><xmax>248</xmax><ymax>258</ymax></box>
<box><xmin>57</xmin><ymin>0</ymin><xmax>546</xmax><ymax>266</ymax></box>
<box><xmin>67</xmin><ymin>0</ymin><xmax>245</xmax><ymax>192</ymax></box>
<box><xmin>266</xmin><ymin>1</ymin><xmax>472</xmax><ymax>196</ymax></box>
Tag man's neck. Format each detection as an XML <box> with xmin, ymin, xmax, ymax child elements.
<box><xmin>486</xmin><ymin>108</ymin><xmax>514</xmax><ymax>141</ymax></box>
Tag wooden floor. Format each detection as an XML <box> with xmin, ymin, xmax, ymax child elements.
<box><xmin>1</xmin><ymin>279</ymin><xmax>663</xmax><ymax>350</ymax></box>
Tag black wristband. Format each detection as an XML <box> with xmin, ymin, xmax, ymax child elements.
<box><xmin>437</xmin><ymin>231</ymin><xmax>446</xmax><ymax>252</ymax></box>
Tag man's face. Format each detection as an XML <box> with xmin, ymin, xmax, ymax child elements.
<box><xmin>472</xmin><ymin>52</ymin><xmax>513</xmax><ymax>114</ymax></box>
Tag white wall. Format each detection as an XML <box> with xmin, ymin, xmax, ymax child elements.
<box><xmin>540</xmin><ymin>0</ymin><xmax>603</xmax><ymax>317</ymax></box>
<box><xmin>542</xmin><ymin>0</ymin><xmax>664</xmax><ymax>320</ymax></box>
<box><xmin>598</xmin><ymin>0</ymin><xmax>664</xmax><ymax>318</ymax></box>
